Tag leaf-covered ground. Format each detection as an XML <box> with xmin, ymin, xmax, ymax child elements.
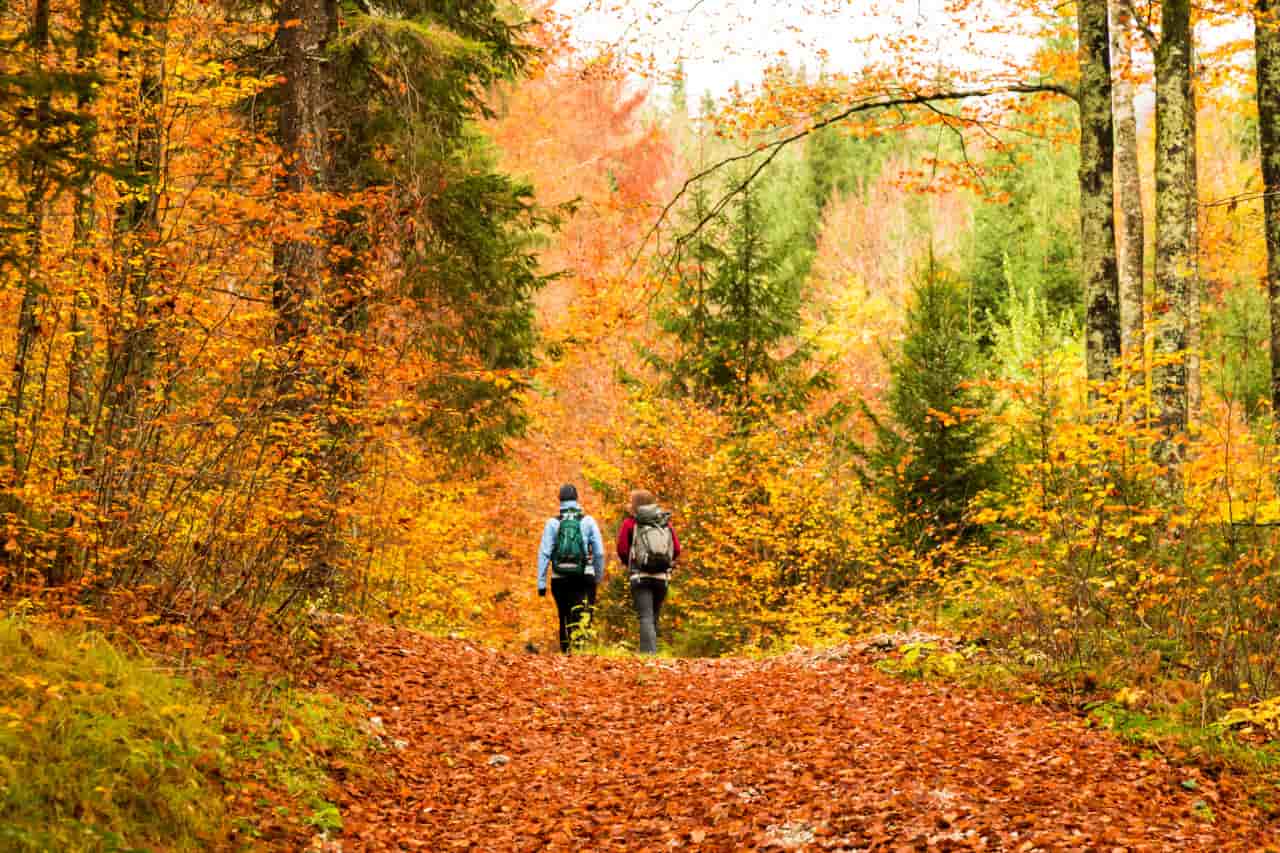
<box><xmin>321</xmin><ymin>626</ymin><xmax>1278</xmax><ymax>851</ymax></box>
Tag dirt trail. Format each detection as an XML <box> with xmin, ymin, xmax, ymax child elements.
<box><xmin>322</xmin><ymin>626</ymin><xmax>1277</xmax><ymax>851</ymax></box>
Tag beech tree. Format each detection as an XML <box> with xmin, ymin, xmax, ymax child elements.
<box><xmin>1110</xmin><ymin>0</ymin><xmax>1145</xmax><ymax>363</ymax></box>
<box><xmin>1142</xmin><ymin>0</ymin><xmax>1198</xmax><ymax>448</ymax></box>
<box><xmin>1256</xmin><ymin>0</ymin><xmax>1280</xmax><ymax>422</ymax></box>
<box><xmin>1079</xmin><ymin>0</ymin><xmax>1122</xmax><ymax>387</ymax></box>
<box><xmin>62</xmin><ymin>0</ymin><xmax>105</xmax><ymax>489</ymax></box>
<box><xmin>5</xmin><ymin>0</ymin><xmax>55</xmax><ymax>487</ymax></box>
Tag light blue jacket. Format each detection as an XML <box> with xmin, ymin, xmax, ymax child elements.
<box><xmin>537</xmin><ymin>500</ymin><xmax>606</xmax><ymax>591</ymax></box>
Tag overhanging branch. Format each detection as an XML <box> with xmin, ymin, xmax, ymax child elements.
<box><xmin>634</xmin><ymin>82</ymin><xmax>1075</xmax><ymax>280</ymax></box>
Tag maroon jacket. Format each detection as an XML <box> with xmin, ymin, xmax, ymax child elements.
<box><xmin>616</xmin><ymin>515</ymin><xmax>681</xmax><ymax>569</ymax></box>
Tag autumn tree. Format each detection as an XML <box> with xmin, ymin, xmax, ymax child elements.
<box><xmin>1</xmin><ymin>0</ymin><xmax>123</xmax><ymax>546</ymax></box>
<box><xmin>3</xmin><ymin>0</ymin><xmax>53</xmax><ymax>488</ymax></box>
<box><xmin>1</xmin><ymin>0</ymin><xmax>93</xmax><ymax>489</ymax></box>
<box><xmin>0</xmin><ymin>0</ymin><xmax>566</xmax><ymax>617</ymax></box>
<box><xmin>99</xmin><ymin>0</ymin><xmax>168</xmax><ymax>480</ymax></box>
<box><xmin>61</xmin><ymin>0</ymin><xmax>106</xmax><ymax>498</ymax></box>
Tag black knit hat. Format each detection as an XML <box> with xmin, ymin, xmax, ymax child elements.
<box><xmin>558</xmin><ymin>483</ymin><xmax>578</xmax><ymax>502</ymax></box>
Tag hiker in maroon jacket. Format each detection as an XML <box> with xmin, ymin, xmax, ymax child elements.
<box><xmin>616</xmin><ymin>489</ymin><xmax>681</xmax><ymax>654</ymax></box>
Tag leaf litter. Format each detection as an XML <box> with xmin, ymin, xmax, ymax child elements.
<box><xmin>315</xmin><ymin>623</ymin><xmax>1278</xmax><ymax>851</ymax></box>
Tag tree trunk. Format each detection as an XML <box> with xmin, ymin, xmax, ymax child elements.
<box><xmin>1110</xmin><ymin>0</ymin><xmax>1145</xmax><ymax>365</ymax></box>
<box><xmin>91</xmin><ymin>0</ymin><xmax>167</xmax><ymax>551</ymax></box>
<box><xmin>271</xmin><ymin>0</ymin><xmax>342</xmax><ymax>596</ymax></box>
<box><xmin>64</xmin><ymin>0</ymin><xmax>104</xmax><ymax>476</ymax></box>
<box><xmin>1079</xmin><ymin>0</ymin><xmax>1122</xmax><ymax>389</ymax></box>
<box><xmin>3</xmin><ymin>0</ymin><xmax>53</xmax><ymax>489</ymax></box>
<box><xmin>1186</xmin><ymin>50</ymin><xmax>1202</xmax><ymax>420</ymax></box>
<box><xmin>1259</xmin><ymin>0</ymin><xmax>1280</xmax><ymax>424</ymax></box>
<box><xmin>1152</xmin><ymin>0</ymin><xmax>1194</xmax><ymax>455</ymax></box>
<box><xmin>99</xmin><ymin>0</ymin><xmax>165</xmax><ymax>455</ymax></box>
<box><xmin>274</xmin><ymin>0</ymin><xmax>335</xmax><ymax>342</ymax></box>
<box><xmin>52</xmin><ymin>0</ymin><xmax>105</xmax><ymax>583</ymax></box>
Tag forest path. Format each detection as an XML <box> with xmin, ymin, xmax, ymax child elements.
<box><xmin>322</xmin><ymin>625</ymin><xmax>1276</xmax><ymax>851</ymax></box>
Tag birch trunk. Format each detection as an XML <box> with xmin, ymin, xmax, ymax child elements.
<box><xmin>1186</xmin><ymin>52</ymin><xmax>1202</xmax><ymax>419</ymax></box>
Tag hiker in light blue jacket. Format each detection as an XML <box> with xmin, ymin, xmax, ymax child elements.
<box><xmin>537</xmin><ymin>484</ymin><xmax>606</xmax><ymax>652</ymax></box>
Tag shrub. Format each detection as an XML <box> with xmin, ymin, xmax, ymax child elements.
<box><xmin>0</xmin><ymin>617</ymin><xmax>367</xmax><ymax>851</ymax></box>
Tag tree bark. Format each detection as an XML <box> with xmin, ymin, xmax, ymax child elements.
<box><xmin>51</xmin><ymin>0</ymin><xmax>106</xmax><ymax>583</ymax></box>
<box><xmin>1186</xmin><ymin>49</ymin><xmax>1202</xmax><ymax>419</ymax></box>
<box><xmin>99</xmin><ymin>0</ymin><xmax>166</xmax><ymax>456</ymax></box>
<box><xmin>85</xmin><ymin>0</ymin><xmax>168</xmax><ymax>556</ymax></box>
<box><xmin>1257</xmin><ymin>0</ymin><xmax>1280</xmax><ymax>425</ymax></box>
<box><xmin>271</xmin><ymin>0</ymin><xmax>342</xmax><ymax>596</ymax></box>
<box><xmin>63</xmin><ymin>0</ymin><xmax>104</xmax><ymax>477</ymax></box>
<box><xmin>1079</xmin><ymin>0</ymin><xmax>1123</xmax><ymax>389</ymax></box>
<box><xmin>1152</xmin><ymin>0</ymin><xmax>1195</xmax><ymax>454</ymax></box>
<box><xmin>1110</xmin><ymin>0</ymin><xmax>1145</xmax><ymax>365</ymax></box>
<box><xmin>274</xmin><ymin>0</ymin><xmax>335</xmax><ymax>342</ymax></box>
<box><xmin>3</xmin><ymin>0</ymin><xmax>53</xmax><ymax>488</ymax></box>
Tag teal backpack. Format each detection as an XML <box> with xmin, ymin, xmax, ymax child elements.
<box><xmin>551</xmin><ymin>508</ymin><xmax>590</xmax><ymax>575</ymax></box>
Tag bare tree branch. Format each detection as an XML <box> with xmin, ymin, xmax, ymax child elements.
<box><xmin>632</xmin><ymin>82</ymin><xmax>1074</xmax><ymax>281</ymax></box>
<box><xmin>919</xmin><ymin>100</ymin><xmax>992</xmax><ymax>194</ymax></box>
<box><xmin>1120</xmin><ymin>0</ymin><xmax>1157</xmax><ymax>48</ymax></box>
<box><xmin>1200</xmin><ymin>189</ymin><xmax>1280</xmax><ymax>208</ymax></box>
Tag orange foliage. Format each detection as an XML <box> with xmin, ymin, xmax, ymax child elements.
<box><xmin>807</xmin><ymin>153</ymin><xmax>972</xmax><ymax>405</ymax></box>
<box><xmin>321</xmin><ymin>621</ymin><xmax>1276</xmax><ymax>849</ymax></box>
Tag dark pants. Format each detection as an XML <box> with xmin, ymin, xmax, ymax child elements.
<box><xmin>631</xmin><ymin>577</ymin><xmax>668</xmax><ymax>654</ymax></box>
<box><xmin>551</xmin><ymin>575</ymin><xmax>596</xmax><ymax>653</ymax></box>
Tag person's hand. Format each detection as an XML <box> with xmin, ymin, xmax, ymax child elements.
<box><xmin>538</xmin><ymin>587</ymin><xmax>547</xmax><ymax>597</ymax></box>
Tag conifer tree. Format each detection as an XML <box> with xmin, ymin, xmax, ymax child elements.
<box><xmin>258</xmin><ymin>0</ymin><xmax>559</xmax><ymax>458</ymax></box>
<box><xmin>864</xmin><ymin>265</ymin><xmax>998</xmax><ymax>547</ymax></box>
<box><xmin>653</xmin><ymin>166</ymin><xmax>826</xmax><ymax>411</ymax></box>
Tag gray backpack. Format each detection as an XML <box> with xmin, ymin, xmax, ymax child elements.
<box><xmin>629</xmin><ymin>504</ymin><xmax>675</xmax><ymax>573</ymax></box>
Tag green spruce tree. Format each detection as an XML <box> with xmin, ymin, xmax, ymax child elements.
<box><xmin>864</xmin><ymin>263</ymin><xmax>999</xmax><ymax>547</ymax></box>
<box><xmin>321</xmin><ymin>0</ymin><xmax>565</xmax><ymax>457</ymax></box>
<box><xmin>653</xmin><ymin>165</ymin><xmax>827</xmax><ymax>412</ymax></box>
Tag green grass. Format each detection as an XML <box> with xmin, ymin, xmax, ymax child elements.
<box><xmin>1086</xmin><ymin>701</ymin><xmax>1280</xmax><ymax>777</ymax></box>
<box><xmin>217</xmin><ymin>676</ymin><xmax>371</xmax><ymax>844</ymax></box>
<box><xmin>0</xmin><ymin>617</ymin><xmax>369</xmax><ymax>852</ymax></box>
<box><xmin>871</xmin><ymin>633</ymin><xmax>1280</xmax><ymax>811</ymax></box>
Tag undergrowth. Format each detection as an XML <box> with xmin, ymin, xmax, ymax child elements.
<box><xmin>874</xmin><ymin>633</ymin><xmax>1280</xmax><ymax>811</ymax></box>
<box><xmin>0</xmin><ymin>616</ymin><xmax>369</xmax><ymax>851</ymax></box>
